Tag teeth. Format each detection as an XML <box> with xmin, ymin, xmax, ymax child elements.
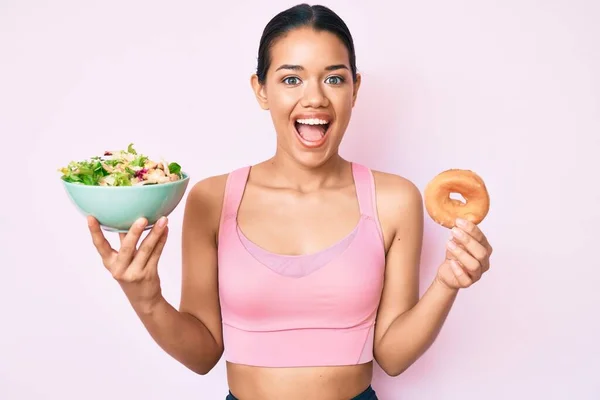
<box><xmin>296</xmin><ymin>118</ymin><xmax>329</xmax><ymax>125</ymax></box>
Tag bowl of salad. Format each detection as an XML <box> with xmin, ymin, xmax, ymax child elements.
<box><xmin>59</xmin><ymin>143</ymin><xmax>190</xmax><ymax>232</ymax></box>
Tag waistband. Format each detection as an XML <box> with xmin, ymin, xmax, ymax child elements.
<box><xmin>226</xmin><ymin>384</ymin><xmax>378</xmax><ymax>399</ymax></box>
<box><xmin>221</xmin><ymin>323</ymin><xmax>375</xmax><ymax>368</ymax></box>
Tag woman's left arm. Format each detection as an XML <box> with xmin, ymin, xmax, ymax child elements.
<box><xmin>373</xmin><ymin>175</ymin><xmax>493</xmax><ymax>377</ymax></box>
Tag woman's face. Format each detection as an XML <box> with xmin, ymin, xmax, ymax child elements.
<box><xmin>251</xmin><ymin>27</ymin><xmax>361</xmax><ymax>168</ymax></box>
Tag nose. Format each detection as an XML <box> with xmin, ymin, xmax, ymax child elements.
<box><xmin>300</xmin><ymin>80</ymin><xmax>329</xmax><ymax>108</ymax></box>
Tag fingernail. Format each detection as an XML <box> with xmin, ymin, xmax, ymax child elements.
<box><xmin>136</xmin><ymin>218</ymin><xmax>147</xmax><ymax>227</ymax></box>
<box><xmin>456</xmin><ymin>218</ymin><xmax>467</xmax><ymax>228</ymax></box>
<box><xmin>157</xmin><ymin>217</ymin><xmax>167</xmax><ymax>227</ymax></box>
<box><xmin>447</xmin><ymin>240</ymin><xmax>457</xmax><ymax>249</ymax></box>
<box><xmin>451</xmin><ymin>227</ymin><xmax>465</xmax><ymax>239</ymax></box>
<box><xmin>450</xmin><ymin>260</ymin><xmax>463</xmax><ymax>275</ymax></box>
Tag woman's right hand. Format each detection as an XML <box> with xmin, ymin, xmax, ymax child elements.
<box><xmin>87</xmin><ymin>216</ymin><xmax>169</xmax><ymax>312</ymax></box>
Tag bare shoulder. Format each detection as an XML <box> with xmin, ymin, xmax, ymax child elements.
<box><xmin>183</xmin><ymin>173</ymin><xmax>230</xmax><ymax>235</ymax></box>
<box><xmin>371</xmin><ymin>169</ymin><xmax>423</xmax><ymax>215</ymax></box>
<box><xmin>188</xmin><ymin>173</ymin><xmax>229</xmax><ymax>204</ymax></box>
<box><xmin>369</xmin><ymin>169</ymin><xmax>424</xmax><ymax>249</ymax></box>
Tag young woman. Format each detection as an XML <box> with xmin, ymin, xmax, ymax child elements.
<box><xmin>87</xmin><ymin>4</ymin><xmax>493</xmax><ymax>400</ymax></box>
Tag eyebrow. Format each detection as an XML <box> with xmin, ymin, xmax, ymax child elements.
<box><xmin>275</xmin><ymin>64</ymin><xmax>349</xmax><ymax>72</ymax></box>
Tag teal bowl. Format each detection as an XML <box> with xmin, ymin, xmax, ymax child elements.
<box><xmin>61</xmin><ymin>173</ymin><xmax>190</xmax><ymax>232</ymax></box>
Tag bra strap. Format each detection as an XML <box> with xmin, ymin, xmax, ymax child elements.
<box><xmin>351</xmin><ymin>163</ymin><xmax>384</xmax><ymax>241</ymax></box>
<box><xmin>220</xmin><ymin>166</ymin><xmax>251</xmax><ymax>221</ymax></box>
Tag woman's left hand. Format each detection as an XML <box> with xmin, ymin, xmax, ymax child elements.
<box><xmin>435</xmin><ymin>218</ymin><xmax>493</xmax><ymax>290</ymax></box>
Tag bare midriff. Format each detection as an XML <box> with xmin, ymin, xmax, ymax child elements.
<box><xmin>226</xmin><ymin>361</ymin><xmax>373</xmax><ymax>400</ymax></box>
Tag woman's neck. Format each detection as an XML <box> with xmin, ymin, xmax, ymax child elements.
<box><xmin>262</xmin><ymin>150</ymin><xmax>350</xmax><ymax>193</ymax></box>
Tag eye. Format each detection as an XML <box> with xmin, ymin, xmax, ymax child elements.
<box><xmin>325</xmin><ymin>75</ymin><xmax>345</xmax><ymax>85</ymax></box>
<box><xmin>282</xmin><ymin>76</ymin><xmax>301</xmax><ymax>86</ymax></box>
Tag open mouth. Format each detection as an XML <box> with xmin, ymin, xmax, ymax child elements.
<box><xmin>293</xmin><ymin>118</ymin><xmax>331</xmax><ymax>148</ymax></box>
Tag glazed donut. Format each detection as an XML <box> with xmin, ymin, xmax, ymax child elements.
<box><xmin>424</xmin><ymin>169</ymin><xmax>490</xmax><ymax>228</ymax></box>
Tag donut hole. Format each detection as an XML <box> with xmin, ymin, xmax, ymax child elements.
<box><xmin>449</xmin><ymin>192</ymin><xmax>466</xmax><ymax>204</ymax></box>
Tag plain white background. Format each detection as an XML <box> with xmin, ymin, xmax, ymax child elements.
<box><xmin>1</xmin><ymin>0</ymin><xmax>599</xmax><ymax>399</ymax></box>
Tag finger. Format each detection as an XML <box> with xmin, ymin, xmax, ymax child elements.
<box><xmin>451</xmin><ymin>227</ymin><xmax>491</xmax><ymax>275</ymax></box>
<box><xmin>118</xmin><ymin>232</ymin><xmax>139</xmax><ymax>261</ymax></box>
<box><xmin>450</xmin><ymin>227</ymin><xmax>489</xmax><ymax>263</ymax></box>
<box><xmin>447</xmin><ymin>239</ymin><xmax>482</xmax><ymax>280</ymax></box>
<box><xmin>130</xmin><ymin>217</ymin><xmax>168</xmax><ymax>270</ymax></box>
<box><xmin>445</xmin><ymin>241</ymin><xmax>466</xmax><ymax>260</ymax></box>
<box><xmin>458</xmin><ymin>218</ymin><xmax>493</xmax><ymax>257</ymax></box>
<box><xmin>87</xmin><ymin>216</ymin><xmax>114</xmax><ymax>262</ymax></box>
<box><xmin>456</xmin><ymin>218</ymin><xmax>490</xmax><ymax>247</ymax></box>
<box><xmin>445</xmin><ymin>228</ymin><xmax>469</xmax><ymax>257</ymax></box>
<box><xmin>449</xmin><ymin>259</ymin><xmax>473</xmax><ymax>288</ymax></box>
<box><xmin>146</xmin><ymin>225</ymin><xmax>169</xmax><ymax>268</ymax></box>
<box><xmin>482</xmin><ymin>262</ymin><xmax>491</xmax><ymax>274</ymax></box>
<box><xmin>115</xmin><ymin>218</ymin><xmax>148</xmax><ymax>268</ymax></box>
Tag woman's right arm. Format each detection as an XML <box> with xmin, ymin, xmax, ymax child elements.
<box><xmin>139</xmin><ymin>176</ymin><xmax>227</xmax><ymax>375</ymax></box>
<box><xmin>90</xmin><ymin>175</ymin><xmax>227</xmax><ymax>375</ymax></box>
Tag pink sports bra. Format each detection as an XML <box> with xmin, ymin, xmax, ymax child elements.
<box><xmin>217</xmin><ymin>162</ymin><xmax>386</xmax><ymax>368</ymax></box>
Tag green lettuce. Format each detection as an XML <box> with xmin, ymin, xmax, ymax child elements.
<box><xmin>59</xmin><ymin>143</ymin><xmax>183</xmax><ymax>186</ymax></box>
<box><xmin>60</xmin><ymin>160</ymin><xmax>109</xmax><ymax>185</ymax></box>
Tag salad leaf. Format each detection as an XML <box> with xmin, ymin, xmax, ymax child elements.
<box><xmin>131</xmin><ymin>155</ymin><xmax>148</xmax><ymax>167</ymax></box>
<box><xmin>104</xmin><ymin>159</ymin><xmax>123</xmax><ymax>167</ymax></box>
<box><xmin>168</xmin><ymin>162</ymin><xmax>182</xmax><ymax>176</ymax></box>
<box><xmin>113</xmin><ymin>172</ymin><xmax>132</xmax><ymax>186</ymax></box>
<box><xmin>59</xmin><ymin>144</ymin><xmax>183</xmax><ymax>186</ymax></box>
<box><xmin>60</xmin><ymin>160</ymin><xmax>109</xmax><ymax>185</ymax></box>
<box><xmin>127</xmin><ymin>143</ymin><xmax>137</xmax><ymax>155</ymax></box>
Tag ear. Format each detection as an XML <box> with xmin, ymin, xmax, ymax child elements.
<box><xmin>250</xmin><ymin>74</ymin><xmax>269</xmax><ymax>110</ymax></box>
<box><xmin>351</xmin><ymin>72</ymin><xmax>362</xmax><ymax>108</ymax></box>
